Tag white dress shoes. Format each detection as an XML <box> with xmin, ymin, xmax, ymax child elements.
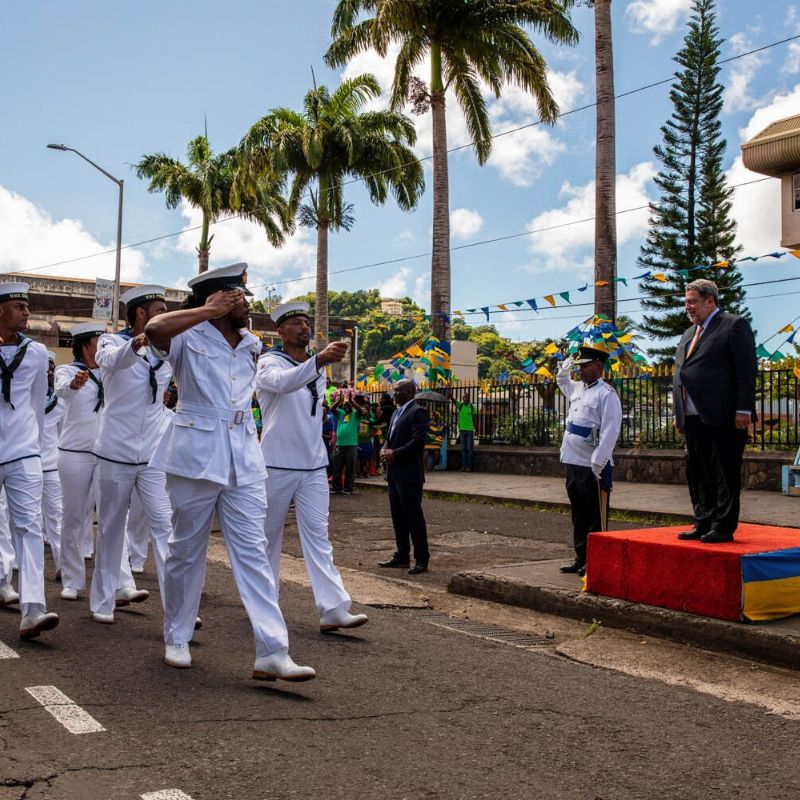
<box><xmin>252</xmin><ymin>653</ymin><xmax>316</xmax><ymax>682</ymax></box>
<box><xmin>92</xmin><ymin>612</ymin><xmax>114</xmax><ymax>624</ymax></box>
<box><xmin>130</xmin><ymin>564</ymin><xmax>144</xmax><ymax>575</ymax></box>
<box><xmin>115</xmin><ymin>587</ymin><xmax>150</xmax><ymax>607</ymax></box>
<box><xmin>164</xmin><ymin>643</ymin><xmax>192</xmax><ymax>669</ymax></box>
<box><xmin>0</xmin><ymin>583</ymin><xmax>19</xmax><ymax>606</ymax></box>
<box><xmin>19</xmin><ymin>611</ymin><xmax>59</xmax><ymax>640</ymax></box>
<box><xmin>320</xmin><ymin>608</ymin><xmax>369</xmax><ymax>632</ymax></box>
<box><xmin>60</xmin><ymin>587</ymin><xmax>79</xmax><ymax>601</ymax></box>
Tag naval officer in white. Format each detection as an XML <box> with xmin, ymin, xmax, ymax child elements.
<box><xmin>146</xmin><ymin>263</ymin><xmax>314</xmax><ymax>681</ymax></box>
<box><xmin>90</xmin><ymin>286</ymin><xmax>173</xmax><ymax>623</ymax></box>
<box><xmin>256</xmin><ymin>301</ymin><xmax>368</xmax><ymax>632</ymax></box>
<box><xmin>41</xmin><ymin>351</ymin><xmax>64</xmax><ymax>574</ymax></box>
<box><xmin>0</xmin><ymin>282</ymin><xmax>59</xmax><ymax>638</ymax></box>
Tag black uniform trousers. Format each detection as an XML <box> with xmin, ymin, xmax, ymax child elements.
<box><xmin>387</xmin><ymin>480</ymin><xmax>429</xmax><ymax>565</ymax></box>
<box><xmin>684</xmin><ymin>415</ymin><xmax>747</xmax><ymax>536</ymax></box>
<box><xmin>565</xmin><ymin>464</ymin><xmax>601</xmax><ymax>565</ymax></box>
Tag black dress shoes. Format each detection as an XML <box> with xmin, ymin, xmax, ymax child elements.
<box><xmin>677</xmin><ymin>529</ymin><xmax>707</xmax><ymax>540</ymax></box>
<box><xmin>559</xmin><ymin>561</ymin><xmax>585</xmax><ymax>574</ymax></box>
<box><xmin>408</xmin><ymin>563</ymin><xmax>428</xmax><ymax>575</ymax></box>
<box><xmin>378</xmin><ymin>556</ymin><xmax>410</xmax><ymax>568</ymax></box>
<box><xmin>700</xmin><ymin>530</ymin><xmax>734</xmax><ymax>544</ymax></box>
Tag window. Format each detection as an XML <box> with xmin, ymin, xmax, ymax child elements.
<box><xmin>793</xmin><ymin>172</ymin><xmax>800</xmax><ymax>211</ymax></box>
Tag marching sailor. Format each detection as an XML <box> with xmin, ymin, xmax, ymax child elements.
<box><xmin>146</xmin><ymin>263</ymin><xmax>314</xmax><ymax>681</ymax></box>
<box><xmin>556</xmin><ymin>345</ymin><xmax>622</xmax><ymax>576</ymax></box>
<box><xmin>89</xmin><ymin>286</ymin><xmax>173</xmax><ymax>623</ymax></box>
<box><xmin>255</xmin><ymin>301</ymin><xmax>368</xmax><ymax>633</ymax></box>
<box><xmin>0</xmin><ymin>282</ymin><xmax>59</xmax><ymax>638</ymax></box>
<box><xmin>41</xmin><ymin>351</ymin><xmax>64</xmax><ymax>574</ymax></box>
<box><xmin>56</xmin><ymin>322</ymin><xmax>111</xmax><ymax>601</ymax></box>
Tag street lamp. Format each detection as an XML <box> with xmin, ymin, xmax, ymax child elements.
<box><xmin>46</xmin><ymin>143</ymin><xmax>124</xmax><ymax>329</ymax></box>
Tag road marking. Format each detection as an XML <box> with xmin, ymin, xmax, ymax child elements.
<box><xmin>0</xmin><ymin>639</ymin><xmax>19</xmax><ymax>659</ymax></box>
<box><xmin>25</xmin><ymin>685</ymin><xmax>105</xmax><ymax>734</ymax></box>
<box><xmin>141</xmin><ymin>791</ymin><xmax>194</xmax><ymax>800</ymax></box>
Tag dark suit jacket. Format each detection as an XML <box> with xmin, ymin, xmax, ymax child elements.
<box><xmin>385</xmin><ymin>400</ymin><xmax>429</xmax><ymax>483</ymax></box>
<box><xmin>672</xmin><ymin>309</ymin><xmax>757</xmax><ymax>430</ymax></box>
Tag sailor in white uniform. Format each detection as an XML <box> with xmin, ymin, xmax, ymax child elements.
<box><xmin>556</xmin><ymin>345</ymin><xmax>622</xmax><ymax>575</ymax></box>
<box><xmin>256</xmin><ymin>301</ymin><xmax>368</xmax><ymax>632</ymax></box>
<box><xmin>89</xmin><ymin>286</ymin><xmax>174</xmax><ymax>623</ymax></box>
<box><xmin>41</xmin><ymin>351</ymin><xmax>64</xmax><ymax>574</ymax></box>
<box><xmin>0</xmin><ymin>283</ymin><xmax>59</xmax><ymax>638</ymax></box>
<box><xmin>0</xmin><ymin>490</ymin><xmax>15</xmax><ymax>606</ymax></box>
<box><xmin>56</xmin><ymin>322</ymin><xmax>107</xmax><ymax>600</ymax></box>
<box><xmin>146</xmin><ymin>263</ymin><xmax>314</xmax><ymax>681</ymax></box>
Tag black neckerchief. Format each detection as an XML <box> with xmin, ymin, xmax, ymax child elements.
<box><xmin>72</xmin><ymin>361</ymin><xmax>104</xmax><ymax>412</ymax></box>
<box><xmin>119</xmin><ymin>328</ymin><xmax>163</xmax><ymax>403</ymax></box>
<box><xmin>268</xmin><ymin>347</ymin><xmax>319</xmax><ymax>416</ymax></box>
<box><xmin>0</xmin><ymin>335</ymin><xmax>31</xmax><ymax>409</ymax></box>
<box><xmin>45</xmin><ymin>389</ymin><xmax>58</xmax><ymax>415</ymax></box>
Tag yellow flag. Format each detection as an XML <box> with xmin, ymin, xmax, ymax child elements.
<box><xmin>611</xmin><ymin>361</ymin><xmax>621</xmax><ymax>372</ymax></box>
<box><xmin>497</xmin><ymin>304</ymin><xmax>508</xmax><ymax>311</ymax></box>
<box><xmin>595</xmin><ymin>280</ymin><xmax>609</xmax><ymax>287</ymax></box>
<box><xmin>544</xmin><ymin>342</ymin><xmax>559</xmax><ymax>355</ymax></box>
<box><xmin>713</xmin><ymin>261</ymin><xmax>730</xmax><ymax>268</ymax></box>
<box><xmin>618</xmin><ymin>334</ymin><xmax>633</xmax><ymax>344</ymax></box>
<box><xmin>535</xmin><ymin>366</ymin><xmax>553</xmax><ymax>379</ymax></box>
<box><xmin>790</xmin><ymin>250</ymin><xmax>800</xmax><ymax>259</ymax></box>
<box><xmin>779</xmin><ymin>324</ymin><xmax>795</xmax><ymax>334</ymax></box>
<box><xmin>544</xmin><ymin>295</ymin><xmax>556</xmax><ymax>307</ymax></box>
<box><xmin>794</xmin><ymin>367</ymin><xmax>800</xmax><ymax>381</ymax></box>
<box><xmin>652</xmin><ymin>273</ymin><xmax>668</xmax><ymax>282</ymax></box>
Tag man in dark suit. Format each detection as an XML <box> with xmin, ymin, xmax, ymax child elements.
<box><xmin>673</xmin><ymin>279</ymin><xmax>757</xmax><ymax>543</ymax></box>
<box><xmin>378</xmin><ymin>379</ymin><xmax>430</xmax><ymax>574</ymax></box>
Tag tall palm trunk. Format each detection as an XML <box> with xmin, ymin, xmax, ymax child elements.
<box><xmin>315</xmin><ymin>178</ymin><xmax>330</xmax><ymax>350</ymax></box>
<box><xmin>429</xmin><ymin>43</ymin><xmax>451</xmax><ymax>342</ymax></box>
<box><xmin>198</xmin><ymin>213</ymin><xmax>211</xmax><ymax>274</ymax></box>
<box><xmin>594</xmin><ymin>0</ymin><xmax>617</xmax><ymax>323</ymax></box>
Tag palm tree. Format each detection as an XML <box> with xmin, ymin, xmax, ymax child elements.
<box><xmin>325</xmin><ymin>0</ymin><xmax>579</xmax><ymax>340</ymax></box>
<box><xmin>135</xmin><ymin>135</ymin><xmax>291</xmax><ymax>273</ymax></box>
<box><xmin>237</xmin><ymin>74</ymin><xmax>424</xmax><ymax>348</ymax></box>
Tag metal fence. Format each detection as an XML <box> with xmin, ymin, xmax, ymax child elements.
<box><xmin>368</xmin><ymin>359</ymin><xmax>800</xmax><ymax>451</ymax></box>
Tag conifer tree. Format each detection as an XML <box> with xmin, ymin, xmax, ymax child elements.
<box><xmin>638</xmin><ymin>0</ymin><xmax>747</xmax><ymax>359</ymax></box>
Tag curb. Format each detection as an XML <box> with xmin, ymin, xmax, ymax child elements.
<box><xmin>448</xmin><ymin>570</ymin><xmax>800</xmax><ymax>671</ymax></box>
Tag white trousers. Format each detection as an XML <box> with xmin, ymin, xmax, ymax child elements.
<box><xmin>58</xmin><ymin>450</ymin><xmax>98</xmax><ymax>592</ymax></box>
<box><xmin>0</xmin><ymin>489</ymin><xmax>14</xmax><ymax>583</ymax></box>
<box><xmin>0</xmin><ymin>458</ymin><xmax>46</xmax><ymax>616</ymax></box>
<box><xmin>90</xmin><ymin>460</ymin><xmax>172</xmax><ymax>616</ymax></box>
<box><xmin>163</xmin><ymin>475</ymin><xmax>288</xmax><ymax>657</ymax></box>
<box><xmin>126</xmin><ymin>486</ymin><xmax>150</xmax><ymax>570</ymax></box>
<box><xmin>41</xmin><ymin>469</ymin><xmax>62</xmax><ymax>571</ymax></box>
<box><xmin>264</xmin><ymin>467</ymin><xmax>351</xmax><ymax>616</ymax></box>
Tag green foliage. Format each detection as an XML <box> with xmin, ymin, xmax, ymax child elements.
<box><xmin>493</xmin><ymin>409</ymin><xmax>564</xmax><ymax>447</ymax></box>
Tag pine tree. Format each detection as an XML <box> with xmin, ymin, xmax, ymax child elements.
<box><xmin>638</xmin><ymin>0</ymin><xmax>747</xmax><ymax>359</ymax></box>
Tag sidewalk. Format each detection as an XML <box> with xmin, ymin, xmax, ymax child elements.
<box><xmin>355</xmin><ymin>471</ymin><xmax>800</xmax><ymax>669</ymax></box>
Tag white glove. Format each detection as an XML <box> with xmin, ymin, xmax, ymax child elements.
<box><xmin>558</xmin><ymin>356</ymin><xmax>573</xmax><ymax>373</ymax></box>
<box><xmin>591</xmin><ymin>461</ymin><xmax>603</xmax><ymax>480</ymax></box>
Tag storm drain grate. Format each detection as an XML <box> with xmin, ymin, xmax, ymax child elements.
<box><xmin>414</xmin><ymin>610</ymin><xmax>556</xmax><ymax>650</ymax></box>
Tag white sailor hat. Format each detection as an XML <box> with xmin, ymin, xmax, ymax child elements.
<box><xmin>0</xmin><ymin>282</ymin><xmax>29</xmax><ymax>303</ymax></box>
<box><xmin>70</xmin><ymin>322</ymin><xmax>107</xmax><ymax>339</ymax></box>
<box><xmin>120</xmin><ymin>285</ymin><xmax>166</xmax><ymax>308</ymax></box>
<box><xmin>187</xmin><ymin>263</ymin><xmax>252</xmax><ymax>297</ymax></box>
<box><xmin>272</xmin><ymin>301</ymin><xmax>311</xmax><ymax>327</ymax></box>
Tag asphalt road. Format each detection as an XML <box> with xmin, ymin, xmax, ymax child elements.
<box><xmin>1</xmin><ymin>492</ymin><xmax>799</xmax><ymax>799</ymax></box>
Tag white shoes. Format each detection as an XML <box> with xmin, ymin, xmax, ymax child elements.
<box><xmin>320</xmin><ymin>608</ymin><xmax>369</xmax><ymax>632</ymax></box>
<box><xmin>0</xmin><ymin>583</ymin><xmax>19</xmax><ymax>606</ymax></box>
<box><xmin>252</xmin><ymin>653</ymin><xmax>316</xmax><ymax>682</ymax></box>
<box><xmin>60</xmin><ymin>587</ymin><xmax>79</xmax><ymax>601</ymax></box>
<box><xmin>115</xmin><ymin>587</ymin><xmax>149</xmax><ymax>607</ymax></box>
<box><xmin>164</xmin><ymin>643</ymin><xmax>192</xmax><ymax>669</ymax></box>
<box><xmin>19</xmin><ymin>611</ymin><xmax>59</xmax><ymax>640</ymax></box>
<box><xmin>130</xmin><ymin>565</ymin><xmax>144</xmax><ymax>575</ymax></box>
<box><xmin>92</xmin><ymin>612</ymin><xmax>114</xmax><ymax>624</ymax></box>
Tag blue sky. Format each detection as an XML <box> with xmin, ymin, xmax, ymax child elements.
<box><xmin>1</xmin><ymin>0</ymin><xmax>799</xmax><ymax>353</ymax></box>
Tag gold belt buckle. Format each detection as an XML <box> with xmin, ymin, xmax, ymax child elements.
<box><xmin>233</xmin><ymin>410</ymin><xmax>244</xmax><ymax>425</ymax></box>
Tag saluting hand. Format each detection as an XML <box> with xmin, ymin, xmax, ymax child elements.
<box><xmin>316</xmin><ymin>341</ymin><xmax>349</xmax><ymax>367</ymax></box>
<box><xmin>132</xmin><ymin>333</ymin><xmax>149</xmax><ymax>352</ymax></box>
<box><xmin>205</xmin><ymin>289</ymin><xmax>244</xmax><ymax>319</ymax></box>
<box><xmin>70</xmin><ymin>369</ymin><xmax>90</xmax><ymax>391</ymax></box>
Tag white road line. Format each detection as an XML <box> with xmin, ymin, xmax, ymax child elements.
<box><xmin>25</xmin><ymin>685</ymin><xmax>105</xmax><ymax>734</ymax></box>
<box><xmin>140</xmin><ymin>791</ymin><xmax>194</xmax><ymax>800</ymax></box>
<box><xmin>0</xmin><ymin>639</ymin><xmax>19</xmax><ymax>659</ymax></box>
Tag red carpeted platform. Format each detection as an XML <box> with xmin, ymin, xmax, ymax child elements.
<box><xmin>585</xmin><ymin>523</ymin><xmax>800</xmax><ymax>621</ymax></box>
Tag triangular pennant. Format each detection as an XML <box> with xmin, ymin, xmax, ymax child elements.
<box><xmin>558</xmin><ymin>291</ymin><xmax>571</xmax><ymax>304</ymax></box>
<box><xmin>526</xmin><ymin>299</ymin><xmax>538</xmax><ymax>312</ymax></box>
<box><xmin>543</xmin><ymin>295</ymin><xmax>556</xmax><ymax>307</ymax></box>
<box><xmin>480</xmin><ymin>307</ymin><xmax>490</xmax><ymax>321</ymax></box>
<box><xmin>496</xmin><ymin>304</ymin><xmax>508</xmax><ymax>311</ymax></box>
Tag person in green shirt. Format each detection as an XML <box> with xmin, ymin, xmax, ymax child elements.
<box><xmin>330</xmin><ymin>393</ymin><xmax>369</xmax><ymax>493</ymax></box>
<box><xmin>451</xmin><ymin>392</ymin><xmax>477</xmax><ymax>472</ymax></box>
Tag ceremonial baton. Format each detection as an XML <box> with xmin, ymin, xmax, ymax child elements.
<box><xmin>597</xmin><ymin>478</ymin><xmax>609</xmax><ymax>532</ymax></box>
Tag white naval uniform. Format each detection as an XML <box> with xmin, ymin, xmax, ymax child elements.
<box><xmin>255</xmin><ymin>350</ymin><xmax>351</xmax><ymax>616</ymax></box>
<box><xmin>0</xmin><ymin>490</ymin><xmax>14</xmax><ymax>584</ymax></box>
<box><xmin>90</xmin><ymin>332</ymin><xmax>174</xmax><ymax>616</ymax></box>
<box><xmin>55</xmin><ymin>362</ymin><xmax>104</xmax><ymax>592</ymax></box>
<box><xmin>41</xmin><ymin>390</ymin><xmax>64</xmax><ymax>570</ymax></box>
<box><xmin>0</xmin><ymin>337</ymin><xmax>49</xmax><ymax>618</ymax></box>
<box><xmin>151</xmin><ymin>321</ymin><xmax>289</xmax><ymax>657</ymax></box>
<box><xmin>556</xmin><ymin>368</ymin><xmax>622</xmax><ymax>472</ymax></box>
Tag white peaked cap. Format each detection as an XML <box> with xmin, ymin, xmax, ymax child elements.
<box><xmin>272</xmin><ymin>301</ymin><xmax>311</xmax><ymax>327</ymax></box>
<box><xmin>120</xmin><ymin>285</ymin><xmax>166</xmax><ymax>306</ymax></box>
<box><xmin>70</xmin><ymin>322</ymin><xmax>107</xmax><ymax>338</ymax></box>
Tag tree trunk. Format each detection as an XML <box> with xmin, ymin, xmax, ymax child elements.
<box><xmin>197</xmin><ymin>247</ymin><xmax>210</xmax><ymax>274</ymax></box>
<box><xmin>594</xmin><ymin>0</ymin><xmax>617</xmax><ymax>324</ymax></box>
<box><xmin>315</xmin><ymin>178</ymin><xmax>330</xmax><ymax>351</ymax></box>
<box><xmin>198</xmin><ymin>212</ymin><xmax>211</xmax><ymax>274</ymax></box>
<box><xmin>429</xmin><ymin>43</ymin><xmax>451</xmax><ymax>342</ymax></box>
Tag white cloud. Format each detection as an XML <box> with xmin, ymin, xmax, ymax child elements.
<box><xmin>724</xmin><ymin>33</ymin><xmax>769</xmax><ymax>114</ymax></box>
<box><xmin>0</xmin><ymin>185</ymin><xmax>146</xmax><ymax>282</ymax></box>
<box><xmin>625</xmin><ymin>0</ymin><xmax>691</xmax><ymax>44</ymax></box>
<box><xmin>783</xmin><ymin>41</ymin><xmax>800</xmax><ymax>75</ymax></box>
<box><xmin>525</xmin><ymin>161</ymin><xmax>657</xmax><ymax>271</ymax></box>
<box><xmin>450</xmin><ymin>208</ymin><xmax>483</xmax><ymax>240</ymax></box>
<box><xmin>413</xmin><ymin>273</ymin><xmax>429</xmax><ymax>311</ymax></box>
<box><xmin>376</xmin><ymin>265</ymin><xmax>412</xmax><ymax>299</ymax></box>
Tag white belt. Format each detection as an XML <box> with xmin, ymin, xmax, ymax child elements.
<box><xmin>176</xmin><ymin>402</ymin><xmax>246</xmax><ymax>425</ymax></box>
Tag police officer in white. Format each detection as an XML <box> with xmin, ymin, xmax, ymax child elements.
<box><xmin>556</xmin><ymin>344</ymin><xmax>622</xmax><ymax>576</ymax></box>
<box><xmin>256</xmin><ymin>301</ymin><xmax>368</xmax><ymax>633</ymax></box>
<box><xmin>0</xmin><ymin>282</ymin><xmax>59</xmax><ymax>638</ymax></box>
<box><xmin>90</xmin><ymin>286</ymin><xmax>173</xmax><ymax>623</ymax></box>
<box><xmin>147</xmin><ymin>263</ymin><xmax>314</xmax><ymax>681</ymax></box>
<box><xmin>41</xmin><ymin>352</ymin><xmax>64</xmax><ymax>574</ymax></box>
